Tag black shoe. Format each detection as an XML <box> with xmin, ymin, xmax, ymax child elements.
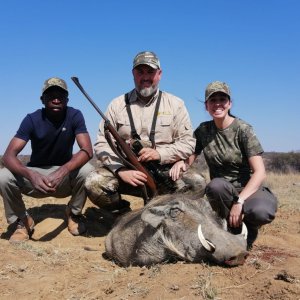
<box><xmin>228</xmin><ymin>224</ymin><xmax>243</xmax><ymax>235</ymax></box>
<box><xmin>247</xmin><ymin>227</ymin><xmax>259</xmax><ymax>250</ymax></box>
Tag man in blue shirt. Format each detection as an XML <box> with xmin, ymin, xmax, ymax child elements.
<box><xmin>0</xmin><ymin>77</ymin><xmax>94</xmax><ymax>243</ymax></box>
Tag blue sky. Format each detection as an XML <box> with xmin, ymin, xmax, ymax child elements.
<box><xmin>1</xmin><ymin>0</ymin><xmax>299</xmax><ymax>154</ymax></box>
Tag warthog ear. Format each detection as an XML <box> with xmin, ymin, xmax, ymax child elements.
<box><xmin>141</xmin><ymin>201</ymin><xmax>185</xmax><ymax>228</ymax></box>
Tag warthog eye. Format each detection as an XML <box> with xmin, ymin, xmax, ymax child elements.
<box><xmin>170</xmin><ymin>208</ymin><xmax>181</xmax><ymax>218</ymax></box>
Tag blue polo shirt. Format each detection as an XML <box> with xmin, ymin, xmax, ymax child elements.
<box><xmin>15</xmin><ymin>107</ymin><xmax>88</xmax><ymax>167</ymax></box>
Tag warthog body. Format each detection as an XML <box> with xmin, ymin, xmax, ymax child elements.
<box><xmin>105</xmin><ymin>194</ymin><xmax>248</xmax><ymax>267</ymax></box>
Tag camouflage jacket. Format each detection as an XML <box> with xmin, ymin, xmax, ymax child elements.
<box><xmin>194</xmin><ymin>118</ymin><xmax>263</xmax><ymax>188</ymax></box>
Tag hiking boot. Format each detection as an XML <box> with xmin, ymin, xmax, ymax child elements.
<box><xmin>228</xmin><ymin>225</ymin><xmax>243</xmax><ymax>235</ymax></box>
<box><xmin>65</xmin><ymin>206</ymin><xmax>86</xmax><ymax>236</ymax></box>
<box><xmin>247</xmin><ymin>227</ymin><xmax>259</xmax><ymax>250</ymax></box>
<box><xmin>227</xmin><ymin>222</ymin><xmax>248</xmax><ymax>241</ymax></box>
<box><xmin>9</xmin><ymin>216</ymin><xmax>35</xmax><ymax>244</ymax></box>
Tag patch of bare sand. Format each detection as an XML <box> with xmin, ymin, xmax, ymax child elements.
<box><xmin>0</xmin><ymin>191</ymin><xmax>300</xmax><ymax>300</ymax></box>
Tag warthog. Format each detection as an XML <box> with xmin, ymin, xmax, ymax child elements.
<box><xmin>105</xmin><ymin>194</ymin><xmax>248</xmax><ymax>267</ymax></box>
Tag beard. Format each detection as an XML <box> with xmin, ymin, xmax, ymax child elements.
<box><xmin>136</xmin><ymin>84</ymin><xmax>158</xmax><ymax>98</ymax></box>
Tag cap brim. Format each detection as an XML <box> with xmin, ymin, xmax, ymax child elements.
<box><xmin>42</xmin><ymin>85</ymin><xmax>68</xmax><ymax>94</ymax></box>
<box><xmin>133</xmin><ymin>62</ymin><xmax>159</xmax><ymax>69</ymax></box>
<box><xmin>205</xmin><ymin>90</ymin><xmax>230</xmax><ymax>101</ymax></box>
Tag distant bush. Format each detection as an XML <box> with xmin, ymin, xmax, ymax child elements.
<box><xmin>191</xmin><ymin>152</ymin><xmax>300</xmax><ymax>174</ymax></box>
<box><xmin>264</xmin><ymin>152</ymin><xmax>300</xmax><ymax>173</ymax></box>
<box><xmin>1</xmin><ymin>152</ymin><xmax>299</xmax><ymax>173</ymax></box>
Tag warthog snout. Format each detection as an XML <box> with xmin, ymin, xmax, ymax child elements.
<box><xmin>224</xmin><ymin>251</ymin><xmax>249</xmax><ymax>266</ymax></box>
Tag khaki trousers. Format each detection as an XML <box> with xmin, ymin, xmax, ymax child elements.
<box><xmin>0</xmin><ymin>163</ymin><xmax>94</xmax><ymax>224</ymax></box>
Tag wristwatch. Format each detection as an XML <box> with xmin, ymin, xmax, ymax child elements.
<box><xmin>233</xmin><ymin>195</ymin><xmax>244</xmax><ymax>205</ymax></box>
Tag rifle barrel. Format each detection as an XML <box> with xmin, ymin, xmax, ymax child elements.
<box><xmin>71</xmin><ymin>77</ymin><xmax>107</xmax><ymax>121</ymax></box>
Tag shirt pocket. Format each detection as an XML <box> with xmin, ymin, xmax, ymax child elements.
<box><xmin>156</xmin><ymin>115</ymin><xmax>173</xmax><ymax>143</ymax></box>
<box><xmin>116</xmin><ymin>117</ymin><xmax>132</xmax><ymax>140</ymax></box>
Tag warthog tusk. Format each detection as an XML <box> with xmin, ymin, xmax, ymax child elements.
<box><xmin>198</xmin><ymin>225</ymin><xmax>215</xmax><ymax>252</ymax></box>
<box><xmin>241</xmin><ymin>222</ymin><xmax>248</xmax><ymax>240</ymax></box>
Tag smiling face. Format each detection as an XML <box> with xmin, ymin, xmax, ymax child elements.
<box><xmin>205</xmin><ymin>92</ymin><xmax>231</xmax><ymax>119</ymax></box>
<box><xmin>132</xmin><ymin>64</ymin><xmax>162</xmax><ymax>98</ymax></box>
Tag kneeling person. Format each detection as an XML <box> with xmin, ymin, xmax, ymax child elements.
<box><xmin>0</xmin><ymin>77</ymin><xmax>94</xmax><ymax>243</ymax></box>
<box><xmin>86</xmin><ymin>51</ymin><xmax>205</xmax><ymax>211</ymax></box>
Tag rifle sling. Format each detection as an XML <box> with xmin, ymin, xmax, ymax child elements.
<box><xmin>125</xmin><ymin>91</ymin><xmax>162</xmax><ymax>148</ymax></box>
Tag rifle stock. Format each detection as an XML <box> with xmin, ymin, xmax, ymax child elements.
<box><xmin>71</xmin><ymin>77</ymin><xmax>157</xmax><ymax>198</ymax></box>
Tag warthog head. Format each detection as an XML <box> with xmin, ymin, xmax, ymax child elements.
<box><xmin>105</xmin><ymin>194</ymin><xmax>248</xmax><ymax>267</ymax></box>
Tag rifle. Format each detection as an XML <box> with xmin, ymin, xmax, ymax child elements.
<box><xmin>131</xmin><ymin>140</ymin><xmax>177</xmax><ymax>193</ymax></box>
<box><xmin>71</xmin><ymin>77</ymin><xmax>157</xmax><ymax>203</ymax></box>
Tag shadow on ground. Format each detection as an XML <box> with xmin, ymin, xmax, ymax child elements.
<box><xmin>0</xmin><ymin>204</ymin><xmax>122</xmax><ymax>241</ymax></box>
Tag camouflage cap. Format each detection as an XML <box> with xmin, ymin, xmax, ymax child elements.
<box><xmin>133</xmin><ymin>51</ymin><xmax>160</xmax><ymax>69</ymax></box>
<box><xmin>205</xmin><ymin>81</ymin><xmax>231</xmax><ymax>101</ymax></box>
<box><xmin>42</xmin><ymin>77</ymin><xmax>68</xmax><ymax>94</ymax></box>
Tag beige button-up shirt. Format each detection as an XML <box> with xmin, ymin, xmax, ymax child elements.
<box><xmin>94</xmin><ymin>89</ymin><xmax>196</xmax><ymax>173</ymax></box>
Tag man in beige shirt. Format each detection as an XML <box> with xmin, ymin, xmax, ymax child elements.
<box><xmin>86</xmin><ymin>51</ymin><xmax>205</xmax><ymax>211</ymax></box>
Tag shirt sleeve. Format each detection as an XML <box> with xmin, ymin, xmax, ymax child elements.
<box><xmin>15</xmin><ymin>114</ymin><xmax>33</xmax><ymax>142</ymax></box>
<box><xmin>193</xmin><ymin>125</ymin><xmax>203</xmax><ymax>155</ymax></box>
<box><xmin>240</xmin><ymin>123</ymin><xmax>264</xmax><ymax>158</ymax></box>
<box><xmin>72</xmin><ymin>109</ymin><xmax>88</xmax><ymax>135</ymax></box>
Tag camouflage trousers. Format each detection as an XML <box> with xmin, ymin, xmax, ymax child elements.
<box><xmin>85</xmin><ymin>165</ymin><xmax>206</xmax><ymax>208</ymax></box>
<box><xmin>205</xmin><ymin>178</ymin><xmax>278</xmax><ymax>229</ymax></box>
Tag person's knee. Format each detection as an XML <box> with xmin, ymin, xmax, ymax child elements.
<box><xmin>86</xmin><ymin>171</ymin><xmax>119</xmax><ymax>208</ymax></box>
<box><xmin>77</xmin><ymin>163</ymin><xmax>95</xmax><ymax>181</ymax></box>
<box><xmin>206</xmin><ymin>178</ymin><xmax>227</xmax><ymax>197</ymax></box>
<box><xmin>0</xmin><ymin>168</ymin><xmax>14</xmax><ymax>189</ymax></box>
<box><xmin>245</xmin><ymin>204</ymin><xmax>276</xmax><ymax>227</ymax></box>
<box><xmin>245</xmin><ymin>190</ymin><xmax>277</xmax><ymax>227</ymax></box>
<box><xmin>85</xmin><ymin>168</ymin><xmax>119</xmax><ymax>203</ymax></box>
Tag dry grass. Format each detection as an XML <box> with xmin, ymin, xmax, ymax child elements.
<box><xmin>190</xmin><ymin>268</ymin><xmax>218</xmax><ymax>299</ymax></box>
<box><xmin>265</xmin><ymin>172</ymin><xmax>300</xmax><ymax>211</ymax></box>
<box><xmin>0</xmin><ymin>172</ymin><xmax>299</xmax><ymax>300</ymax></box>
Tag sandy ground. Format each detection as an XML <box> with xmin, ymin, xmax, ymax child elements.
<box><xmin>0</xmin><ymin>180</ymin><xmax>300</xmax><ymax>300</ymax></box>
